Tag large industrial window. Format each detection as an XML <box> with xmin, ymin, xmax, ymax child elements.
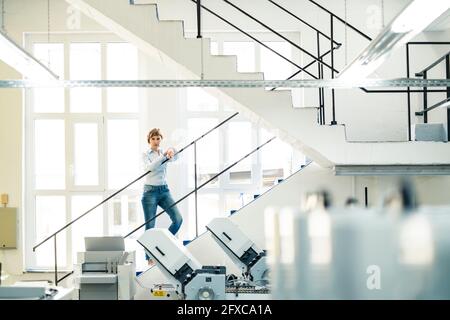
<box><xmin>24</xmin><ymin>34</ymin><xmax>142</xmax><ymax>271</ymax></box>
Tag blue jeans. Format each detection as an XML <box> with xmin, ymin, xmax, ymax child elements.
<box><xmin>141</xmin><ymin>184</ymin><xmax>183</xmax><ymax>260</ymax></box>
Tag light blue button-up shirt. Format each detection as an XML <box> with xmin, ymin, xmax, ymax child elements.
<box><xmin>142</xmin><ymin>148</ymin><xmax>178</xmax><ymax>186</ymax></box>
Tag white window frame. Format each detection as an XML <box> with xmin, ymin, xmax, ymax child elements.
<box><xmin>24</xmin><ymin>33</ymin><xmax>142</xmax><ymax>271</ymax></box>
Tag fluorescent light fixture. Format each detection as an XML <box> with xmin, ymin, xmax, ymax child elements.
<box><xmin>339</xmin><ymin>0</ymin><xmax>450</xmax><ymax>81</ymax></box>
<box><xmin>0</xmin><ymin>30</ymin><xmax>59</xmax><ymax>80</ymax></box>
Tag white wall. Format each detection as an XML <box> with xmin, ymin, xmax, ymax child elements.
<box><xmin>0</xmin><ymin>63</ymin><xmax>22</xmax><ymax>275</ymax></box>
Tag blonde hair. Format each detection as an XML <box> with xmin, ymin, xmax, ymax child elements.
<box><xmin>147</xmin><ymin>128</ymin><xmax>163</xmax><ymax>143</ymax></box>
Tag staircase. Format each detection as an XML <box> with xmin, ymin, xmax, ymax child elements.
<box><xmin>65</xmin><ymin>0</ymin><xmax>450</xmax><ymax>168</ymax></box>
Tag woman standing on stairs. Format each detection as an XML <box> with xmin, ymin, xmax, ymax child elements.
<box><xmin>141</xmin><ymin>128</ymin><xmax>183</xmax><ymax>266</ymax></box>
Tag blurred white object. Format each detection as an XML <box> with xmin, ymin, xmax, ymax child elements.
<box><xmin>265</xmin><ymin>202</ymin><xmax>450</xmax><ymax>299</ymax></box>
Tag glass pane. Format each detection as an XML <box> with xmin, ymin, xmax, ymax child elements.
<box><xmin>188</xmin><ymin>193</ymin><xmax>220</xmax><ymax>237</ymax></box>
<box><xmin>228</xmin><ymin>122</ymin><xmax>252</xmax><ymax>184</ymax></box>
<box><xmin>261</xmin><ymin>128</ymin><xmax>293</xmax><ymax>187</ymax></box>
<box><xmin>35</xmin><ymin>196</ymin><xmax>66</xmax><ymax>267</ymax></box>
<box><xmin>71</xmin><ymin>195</ymin><xmax>103</xmax><ymax>261</ymax></box>
<box><xmin>35</xmin><ymin>120</ymin><xmax>65</xmax><ymax>189</ymax></box>
<box><xmin>261</xmin><ymin>41</ymin><xmax>292</xmax><ymax>80</ymax></box>
<box><xmin>107</xmin><ymin>43</ymin><xmax>138</xmax><ymax>113</ymax></box>
<box><xmin>33</xmin><ymin>43</ymin><xmax>64</xmax><ymax>113</ymax></box>
<box><xmin>70</xmin><ymin>88</ymin><xmax>102</xmax><ymax>113</ymax></box>
<box><xmin>187</xmin><ymin>118</ymin><xmax>220</xmax><ymax>187</ymax></box>
<box><xmin>107</xmin><ymin>120</ymin><xmax>140</xmax><ymax>189</ymax></box>
<box><xmin>74</xmin><ymin>123</ymin><xmax>99</xmax><ymax>185</ymax></box>
<box><xmin>108</xmin><ymin>195</ymin><xmax>141</xmax><ymax>236</ymax></box>
<box><xmin>70</xmin><ymin>43</ymin><xmax>101</xmax><ymax>113</ymax></box>
<box><xmin>186</xmin><ymin>88</ymin><xmax>219</xmax><ymax>112</ymax></box>
<box><xmin>107</xmin><ymin>88</ymin><xmax>139</xmax><ymax>113</ymax></box>
<box><xmin>223</xmin><ymin>41</ymin><xmax>255</xmax><ymax>72</ymax></box>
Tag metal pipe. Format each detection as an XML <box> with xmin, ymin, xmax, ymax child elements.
<box><xmin>317</xmin><ymin>31</ymin><xmax>323</xmax><ymax>124</ymax></box>
<box><xmin>330</xmin><ymin>15</ymin><xmax>337</xmax><ymax>125</ymax></box>
<box><xmin>447</xmin><ymin>55</ymin><xmax>450</xmax><ymax>141</ymax></box>
<box><xmin>362</xmin><ymin>88</ymin><xmax>447</xmax><ymax>93</ymax></box>
<box><xmin>423</xmin><ymin>71</ymin><xmax>428</xmax><ymax>123</ymax></box>
<box><xmin>54</xmin><ymin>236</ymin><xmax>58</xmax><ymax>286</ymax></box>
<box><xmin>196</xmin><ymin>0</ymin><xmax>202</xmax><ymax>38</ymax></box>
<box><xmin>57</xmin><ymin>271</ymin><xmax>74</xmax><ymax>283</ymax></box>
<box><xmin>415</xmin><ymin>97</ymin><xmax>450</xmax><ymax>115</ymax></box>
<box><xmin>321</xmin><ymin>59</ymin><xmax>325</xmax><ymax>124</ymax></box>
<box><xmin>406</xmin><ymin>44</ymin><xmax>412</xmax><ymax>141</ymax></box>
<box><xmin>194</xmin><ymin>142</ymin><xmax>198</xmax><ymax>238</ymax></box>
<box><xmin>365</xmin><ymin>187</ymin><xmax>368</xmax><ymax>208</ymax></box>
<box><xmin>416</xmin><ymin>49</ymin><xmax>450</xmax><ymax>76</ymax></box>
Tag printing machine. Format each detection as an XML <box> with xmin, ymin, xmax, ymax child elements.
<box><xmin>136</xmin><ymin>223</ymin><xmax>270</xmax><ymax>300</ymax></box>
<box><xmin>206</xmin><ymin>218</ymin><xmax>269</xmax><ymax>286</ymax></box>
<box><xmin>73</xmin><ymin>236</ymin><xmax>136</xmax><ymax>300</ymax></box>
<box><xmin>137</xmin><ymin>229</ymin><xmax>226</xmax><ymax>300</ymax></box>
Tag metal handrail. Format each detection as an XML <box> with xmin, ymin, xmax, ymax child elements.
<box><xmin>415</xmin><ymin>96</ymin><xmax>450</xmax><ymax>116</ymax></box>
<box><xmin>222</xmin><ymin>0</ymin><xmax>339</xmax><ymax>74</ymax></box>
<box><xmin>270</xmin><ymin>45</ymin><xmax>339</xmax><ymax>91</ymax></box>
<box><xmin>307</xmin><ymin>0</ymin><xmax>372</xmax><ymax>41</ymax></box>
<box><xmin>33</xmin><ymin>112</ymin><xmax>239</xmax><ymax>251</ymax></box>
<box><xmin>190</xmin><ymin>0</ymin><xmax>318</xmax><ymax>80</ymax></box>
<box><xmin>124</xmin><ymin>137</ymin><xmax>276</xmax><ymax>239</ymax></box>
<box><xmin>33</xmin><ymin>112</ymin><xmax>239</xmax><ymax>285</ymax></box>
<box><xmin>268</xmin><ymin>0</ymin><xmax>341</xmax><ymax>46</ymax></box>
<box><xmin>416</xmin><ymin>50</ymin><xmax>450</xmax><ymax>77</ymax></box>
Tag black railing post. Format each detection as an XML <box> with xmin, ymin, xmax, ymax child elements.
<box><xmin>196</xmin><ymin>0</ymin><xmax>202</xmax><ymax>38</ymax></box>
<box><xmin>423</xmin><ymin>71</ymin><xmax>428</xmax><ymax>123</ymax></box>
<box><xmin>317</xmin><ymin>31</ymin><xmax>323</xmax><ymax>125</ymax></box>
<box><xmin>194</xmin><ymin>142</ymin><xmax>199</xmax><ymax>238</ymax></box>
<box><xmin>365</xmin><ymin>187</ymin><xmax>368</xmax><ymax>208</ymax></box>
<box><xmin>406</xmin><ymin>44</ymin><xmax>412</xmax><ymax>141</ymax></box>
<box><xmin>446</xmin><ymin>55</ymin><xmax>450</xmax><ymax>141</ymax></box>
<box><xmin>321</xmin><ymin>58</ymin><xmax>325</xmax><ymax>124</ymax></box>
<box><xmin>330</xmin><ymin>14</ymin><xmax>337</xmax><ymax>125</ymax></box>
<box><xmin>54</xmin><ymin>235</ymin><xmax>58</xmax><ymax>286</ymax></box>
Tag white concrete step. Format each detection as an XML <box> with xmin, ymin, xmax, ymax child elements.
<box><xmin>66</xmin><ymin>0</ymin><xmax>450</xmax><ymax>166</ymax></box>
